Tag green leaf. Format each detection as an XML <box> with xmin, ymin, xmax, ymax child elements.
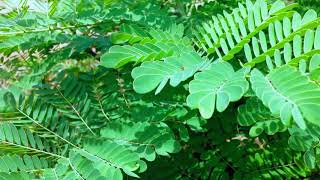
<box><xmin>237</xmin><ymin>98</ymin><xmax>277</xmax><ymax>126</ymax></box>
<box><xmin>100</xmin><ymin>121</ymin><xmax>180</xmax><ymax>161</ymax></box>
<box><xmin>187</xmin><ymin>62</ymin><xmax>249</xmax><ymax>119</ymax></box>
<box><xmin>298</xmin><ymin>59</ymin><xmax>307</xmax><ymax>73</ymax></box>
<box><xmin>274</xmin><ymin>21</ymin><xmax>283</xmax><ymax>42</ymax></box>
<box><xmin>4</xmin><ymin>92</ymin><xmax>16</xmax><ymax>107</ymax></box>
<box><xmin>314</xmin><ymin>26</ymin><xmax>320</xmax><ymax>49</ymax></box>
<box><xmin>293</xmin><ymin>35</ymin><xmax>302</xmax><ymax>58</ymax></box>
<box><xmin>304</xmin><ymin>149</ymin><xmax>316</xmax><ymax>169</ymax></box>
<box><xmin>249</xmin><ymin>123</ymin><xmax>264</xmax><ymax>137</ymax></box>
<box><xmin>71</xmin><ymin>141</ymin><xmax>144</xmax><ymax>179</ymax></box>
<box><xmin>238</xmin><ymin>98</ymin><xmax>285</xmax><ymax>137</ymax></box>
<box><xmin>244</xmin><ymin>43</ymin><xmax>253</xmax><ymax>62</ymax></box>
<box><xmin>309</xmin><ymin>54</ymin><xmax>320</xmax><ymax>72</ymax></box>
<box><xmin>268</xmin><ymin>23</ymin><xmax>276</xmax><ymax>47</ymax></box>
<box><xmin>284</xmin><ymin>43</ymin><xmax>292</xmax><ymax>63</ymax></box>
<box><xmin>274</xmin><ymin>49</ymin><xmax>282</xmax><ymax>67</ymax></box>
<box><xmin>259</xmin><ymin>31</ymin><xmax>267</xmax><ymax>52</ymax></box>
<box><xmin>288</xmin><ymin>134</ymin><xmax>314</xmax><ymax>151</ymax></box>
<box><xmin>303</xmin><ymin>30</ymin><xmax>314</xmax><ymax>53</ymax></box>
<box><xmin>248</xmin><ymin>10</ymin><xmax>255</xmax><ymax>32</ymax></box>
<box><xmin>283</xmin><ymin>17</ymin><xmax>291</xmax><ymax>37</ymax></box>
<box><xmin>131</xmin><ymin>52</ymin><xmax>209</xmax><ymax>94</ymax></box>
<box><xmin>292</xmin><ymin>105</ymin><xmax>306</xmax><ymax>130</ymax></box>
<box><xmin>292</xmin><ymin>12</ymin><xmax>302</xmax><ymax>31</ymax></box>
<box><xmin>100</xmin><ymin>41</ymin><xmax>193</xmax><ymax>68</ymax></box>
<box><xmin>301</xmin><ymin>10</ymin><xmax>317</xmax><ymax>26</ymax></box>
<box><xmin>269</xmin><ymin>0</ymin><xmax>285</xmax><ymax>15</ymax></box>
<box><xmin>250</xmin><ymin>66</ymin><xmax>320</xmax><ymax>129</ymax></box>
<box><xmin>252</xmin><ymin>37</ymin><xmax>260</xmax><ymax>57</ymax></box>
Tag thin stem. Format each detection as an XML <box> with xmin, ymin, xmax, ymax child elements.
<box><xmin>79</xmin><ymin>149</ymin><xmax>121</xmax><ymax>169</ymax></box>
<box><xmin>97</xmin><ymin>96</ymin><xmax>110</xmax><ymax>121</ymax></box>
<box><xmin>17</xmin><ymin>109</ymin><xmax>78</xmax><ymax>148</ymax></box>
<box><xmin>101</xmin><ymin>137</ymin><xmax>155</xmax><ymax>147</ymax></box>
<box><xmin>68</xmin><ymin>159</ymin><xmax>85</xmax><ymax>180</ymax></box>
<box><xmin>57</xmin><ymin>89</ymin><xmax>96</xmax><ymax>136</ymax></box>
<box><xmin>248</xmin><ymin>162</ymin><xmax>296</xmax><ymax>173</ymax></box>
<box><xmin>122</xmin><ymin>94</ymin><xmax>130</xmax><ymax>108</ymax></box>
<box><xmin>187</xmin><ymin>1</ymin><xmax>194</xmax><ymax>16</ymax></box>
<box><xmin>216</xmin><ymin>152</ymin><xmax>236</xmax><ymax>172</ymax></box>
<box><xmin>1</xmin><ymin>141</ymin><xmax>65</xmax><ymax>159</ymax></box>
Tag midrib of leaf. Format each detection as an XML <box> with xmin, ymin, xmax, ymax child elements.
<box><xmin>222</xmin><ymin>11</ymin><xmax>295</xmax><ymax>60</ymax></box>
<box><xmin>289</xmin><ymin>49</ymin><xmax>320</xmax><ymax>65</ymax></box>
<box><xmin>57</xmin><ymin>89</ymin><xmax>96</xmax><ymax>136</ymax></box>
<box><xmin>68</xmin><ymin>158</ymin><xmax>85</xmax><ymax>180</ymax></box>
<box><xmin>264</xmin><ymin>75</ymin><xmax>296</xmax><ymax>106</ymax></box>
<box><xmin>76</xmin><ymin>149</ymin><xmax>123</xmax><ymax>170</ymax></box>
<box><xmin>0</xmin><ymin>140</ymin><xmax>64</xmax><ymax>159</ymax></box>
<box><xmin>245</xmin><ymin>18</ymin><xmax>320</xmax><ymax>66</ymax></box>
<box><xmin>17</xmin><ymin>109</ymin><xmax>78</xmax><ymax>148</ymax></box>
<box><xmin>246</xmin><ymin>162</ymin><xmax>296</xmax><ymax>174</ymax></box>
<box><xmin>103</xmin><ymin>137</ymin><xmax>156</xmax><ymax>147</ymax></box>
<box><xmin>199</xmin><ymin>3</ymin><xmax>298</xmax><ymax>56</ymax></box>
<box><xmin>94</xmin><ymin>92</ymin><xmax>110</xmax><ymax>121</ymax></box>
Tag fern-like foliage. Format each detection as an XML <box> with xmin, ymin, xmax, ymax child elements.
<box><xmin>250</xmin><ymin>65</ymin><xmax>320</xmax><ymax>129</ymax></box>
<box><xmin>237</xmin><ymin>97</ymin><xmax>286</xmax><ymax>137</ymax></box>
<box><xmin>101</xmin><ymin>25</ymin><xmax>194</xmax><ymax>68</ymax></box>
<box><xmin>131</xmin><ymin>52</ymin><xmax>210</xmax><ymax>94</ymax></box>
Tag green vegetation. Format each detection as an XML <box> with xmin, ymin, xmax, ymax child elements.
<box><xmin>0</xmin><ymin>0</ymin><xmax>320</xmax><ymax>179</ymax></box>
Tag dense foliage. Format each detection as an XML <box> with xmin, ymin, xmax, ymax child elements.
<box><xmin>1</xmin><ymin>0</ymin><xmax>320</xmax><ymax>179</ymax></box>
